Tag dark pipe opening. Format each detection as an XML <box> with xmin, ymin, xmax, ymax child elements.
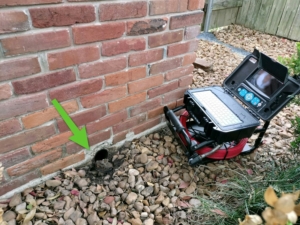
<box><xmin>94</xmin><ymin>149</ymin><xmax>108</xmax><ymax>161</ymax></box>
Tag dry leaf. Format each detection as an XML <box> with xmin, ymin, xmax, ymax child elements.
<box><xmin>274</xmin><ymin>194</ymin><xmax>295</xmax><ymax>213</ymax></box>
<box><xmin>179</xmin><ymin>182</ymin><xmax>189</xmax><ymax>189</ymax></box>
<box><xmin>210</xmin><ymin>209</ymin><xmax>227</xmax><ymax>217</ymax></box>
<box><xmin>23</xmin><ymin>207</ymin><xmax>36</xmax><ymax>224</ymax></box>
<box><xmin>264</xmin><ymin>187</ymin><xmax>278</xmax><ymax>207</ymax></box>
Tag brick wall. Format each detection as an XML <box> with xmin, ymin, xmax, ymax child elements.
<box><xmin>0</xmin><ymin>0</ymin><xmax>204</xmax><ymax>196</ymax></box>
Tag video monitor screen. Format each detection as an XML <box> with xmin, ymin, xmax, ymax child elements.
<box><xmin>247</xmin><ymin>69</ymin><xmax>283</xmax><ymax>98</ymax></box>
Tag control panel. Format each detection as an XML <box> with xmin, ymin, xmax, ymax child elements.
<box><xmin>237</xmin><ymin>85</ymin><xmax>265</xmax><ymax>109</ymax></box>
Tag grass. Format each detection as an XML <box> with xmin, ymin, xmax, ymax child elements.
<box><xmin>189</xmin><ymin>160</ymin><xmax>300</xmax><ymax>225</ymax></box>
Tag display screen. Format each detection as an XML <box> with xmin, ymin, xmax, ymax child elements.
<box><xmin>247</xmin><ymin>69</ymin><xmax>283</xmax><ymax>98</ymax></box>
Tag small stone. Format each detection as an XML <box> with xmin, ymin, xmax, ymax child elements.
<box><xmin>141</xmin><ymin>186</ymin><xmax>153</xmax><ymax>197</ymax></box>
<box><xmin>134</xmin><ymin>202</ymin><xmax>144</xmax><ymax>212</ymax></box>
<box><xmin>141</xmin><ymin>212</ymin><xmax>148</xmax><ymax>218</ymax></box>
<box><xmin>162</xmin><ymin>197</ymin><xmax>170</xmax><ymax>207</ymax></box>
<box><xmin>89</xmin><ymin>194</ymin><xmax>96</xmax><ymax>204</ymax></box>
<box><xmin>164</xmin><ymin>136</ymin><xmax>172</xmax><ymax>142</ymax></box>
<box><xmin>64</xmin><ymin>207</ymin><xmax>75</xmax><ymax>220</ymax></box>
<box><xmin>7</xmin><ymin>219</ymin><xmax>16</xmax><ymax>225</ymax></box>
<box><xmin>140</xmin><ymin>154</ymin><xmax>148</xmax><ymax>164</ymax></box>
<box><xmin>103</xmin><ymin>196</ymin><xmax>114</xmax><ymax>204</ymax></box>
<box><xmin>126</xmin><ymin>192</ymin><xmax>138</xmax><ymax>204</ymax></box>
<box><xmin>185</xmin><ymin>182</ymin><xmax>196</xmax><ymax>195</ymax></box>
<box><xmin>176</xmin><ymin>211</ymin><xmax>187</xmax><ymax>219</ymax></box>
<box><xmin>78</xmin><ymin>170</ymin><xmax>86</xmax><ymax>177</ymax></box>
<box><xmin>15</xmin><ymin>202</ymin><xmax>26</xmax><ymax>213</ymax></box>
<box><xmin>9</xmin><ymin>194</ymin><xmax>22</xmax><ymax>208</ymax></box>
<box><xmin>3</xmin><ymin>211</ymin><xmax>16</xmax><ymax>221</ymax></box>
<box><xmin>65</xmin><ymin>220</ymin><xmax>75</xmax><ymax>225</ymax></box>
<box><xmin>149</xmin><ymin>204</ymin><xmax>159</xmax><ymax>212</ymax></box>
<box><xmin>87</xmin><ymin>212</ymin><xmax>100</xmax><ymax>225</ymax></box>
<box><xmin>144</xmin><ymin>218</ymin><xmax>154</xmax><ymax>225</ymax></box>
<box><xmin>155</xmin><ymin>194</ymin><xmax>164</xmax><ymax>204</ymax></box>
<box><xmin>189</xmin><ymin>198</ymin><xmax>201</xmax><ymax>207</ymax></box>
<box><xmin>183</xmin><ymin>173</ymin><xmax>191</xmax><ymax>182</ymax></box>
<box><xmin>75</xmin><ymin>218</ymin><xmax>87</xmax><ymax>225</ymax></box>
<box><xmin>129</xmin><ymin>169</ymin><xmax>139</xmax><ymax>176</ymax></box>
<box><xmin>146</xmin><ymin>161</ymin><xmax>159</xmax><ymax>172</ymax></box>
<box><xmin>70</xmin><ymin>210</ymin><xmax>83</xmax><ymax>223</ymax></box>
<box><xmin>115</xmin><ymin>187</ymin><xmax>124</xmax><ymax>195</ymax></box>
<box><xmin>46</xmin><ymin>180</ymin><xmax>62</xmax><ymax>187</ymax></box>
<box><xmin>75</xmin><ymin>179</ymin><xmax>89</xmax><ymax>189</ymax></box>
<box><xmin>129</xmin><ymin>218</ymin><xmax>143</xmax><ymax>225</ymax></box>
<box><xmin>170</xmin><ymin>174</ymin><xmax>179</xmax><ymax>181</ymax></box>
<box><xmin>54</xmin><ymin>201</ymin><xmax>66</xmax><ymax>210</ymax></box>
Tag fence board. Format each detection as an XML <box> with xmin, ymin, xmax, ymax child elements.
<box><xmin>244</xmin><ymin>0</ymin><xmax>262</xmax><ymax>29</ymax></box>
<box><xmin>209</xmin><ymin>7</ymin><xmax>239</xmax><ymax>29</ymax></box>
<box><xmin>206</xmin><ymin>0</ymin><xmax>243</xmax><ymax>10</ymax></box>
<box><xmin>276</xmin><ymin>0</ymin><xmax>299</xmax><ymax>37</ymax></box>
<box><xmin>288</xmin><ymin>3</ymin><xmax>300</xmax><ymax>40</ymax></box>
<box><xmin>264</xmin><ymin>0</ymin><xmax>287</xmax><ymax>35</ymax></box>
<box><xmin>236</xmin><ymin>0</ymin><xmax>251</xmax><ymax>25</ymax></box>
<box><xmin>253</xmin><ymin>0</ymin><xmax>274</xmax><ymax>32</ymax></box>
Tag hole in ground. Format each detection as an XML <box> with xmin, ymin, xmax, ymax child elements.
<box><xmin>94</xmin><ymin>149</ymin><xmax>108</xmax><ymax>161</ymax></box>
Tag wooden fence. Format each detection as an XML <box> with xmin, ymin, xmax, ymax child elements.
<box><xmin>205</xmin><ymin>0</ymin><xmax>300</xmax><ymax>41</ymax></box>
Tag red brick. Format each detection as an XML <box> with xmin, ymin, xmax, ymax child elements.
<box><xmin>0</xmin><ymin>147</ymin><xmax>31</xmax><ymax>169</ymax></box>
<box><xmin>0</xmin><ymin>93</ymin><xmax>48</xmax><ymax>121</ymax></box>
<box><xmin>170</xmin><ymin>12</ymin><xmax>204</xmax><ymax>30</ymax></box>
<box><xmin>0</xmin><ymin>57</ymin><xmax>41</xmax><ymax>82</ymax></box>
<box><xmin>148</xmin><ymin>80</ymin><xmax>178</xmax><ymax>98</ymax></box>
<box><xmin>66</xmin><ymin>130</ymin><xmax>111</xmax><ymax>155</ymax></box>
<box><xmin>129</xmin><ymin>48</ymin><xmax>164</xmax><ymax>67</ymax></box>
<box><xmin>183</xmin><ymin>52</ymin><xmax>197</xmax><ymax>66</ymax></box>
<box><xmin>102</xmin><ymin>38</ymin><xmax>146</xmax><ymax>57</ymax></box>
<box><xmin>48</xmin><ymin>45</ymin><xmax>100</xmax><ymax>70</ymax></box>
<box><xmin>31</xmin><ymin>131</ymin><xmax>72</xmax><ymax>153</ymax></box>
<box><xmin>150</xmin><ymin>57</ymin><xmax>182</xmax><ymax>75</ymax></box>
<box><xmin>22</xmin><ymin>100</ymin><xmax>78</xmax><ymax>129</ymax></box>
<box><xmin>148</xmin><ymin>30</ymin><xmax>183</xmax><ymax>48</ymax></box>
<box><xmin>0</xmin><ymin>83</ymin><xmax>12</xmax><ymax>101</ymax></box>
<box><xmin>168</xmin><ymin>40</ymin><xmax>198</xmax><ymax>57</ymax></box>
<box><xmin>73</xmin><ymin>22</ymin><xmax>125</xmax><ymax>45</ymax></box>
<box><xmin>148</xmin><ymin>101</ymin><xmax>176</xmax><ymax>119</ymax></box>
<box><xmin>113</xmin><ymin>131</ymin><xmax>127</xmax><ymax>144</ymax></box>
<box><xmin>57</xmin><ymin>105</ymin><xmax>107</xmax><ymax>132</ymax></box>
<box><xmin>30</xmin><ymin>5</ymin><xmax>95</xmax><ymax>28</ymax></box>
<box><xmin>188</xmin><ymin>0</ymin><xmax>205</xmax><ymax>10</ymax></box>
<box><xmin>130</xmin><ymin>98</ymin><xmax>162</xmax><ymax>117</ymax></box>
<box><xmin>113</xmin><ymin>114</ymin><xmax>146</xmax><ymax>134</ymax></box>
<box><xmin>0</xmin><ymin>124</ymin><xmax>55</xmax><ymax>155</ymax></box>
<box><xmin>165</xmin><ymin>65</ymin><xmax>194</xmax><ymax>81</ymax></box>
<box><xmin>41</xmin><ymin>152</ymin><xmax>84</xmax><ymax>175</ymax></box>
<box><xmin>1</xmin><ymin>29</ymin><xmax>71</xmax><ymax>56</ymax></box>
<box><xmin>109</xmin><ymin>92</ymin><xmax>146</xmax><ymax>113</ymax></box>
<box><xmin>179</xmin><ymin>74</ymin><xmax>193</xmax><ymax>87</ymax></box>
<box><xmin>0</xmin><ymin>170</ymin><xmax>40</xmax><ymax>197</ymax></box>
<box><xmin>0</xmin><ymin>10</ymin><xmax>29</xmax><ymax>34</ymax></box>
<box><xmin>81</xmin><ymin>85</ymin><xmax>127</xmax><ymax>108</ymax></box>
<box><xmin>0</xmin><ymin>118</ymin><xmax>22</xmax><ymax>138</ymax></box>
<box><xmin>105</xmin><ymin>67</ymin><xmax>146</xmax><ymax>87</ymax></box>
<box><xmin>127</xmin><ymin>18</ymin><xmax>168</xmax><ymax>36</ymax></box>
<box><xmin>128</xmin><ymin>75</ymin><xmax>164</xmax><ymax>94</ymax></box>
<box><xmin>12</xmin><ymin>69</ymin><xmax>76</xmax><ymax>95</ymax></box>
<box><xmin>149</xmin><ymin>0</ymin><xmax>188</xmax><ymax>15</ymax></box>
<box><xmin>163</xmin><ymin>88</ymin><xmax>186</xmax><ymax>104</ymax></box>
<box><xmin>132</xmin><ymin>117</ymin><xmax>161</xmax><ymax>135</ymax></box>
<box><xmin>49</xmin><ymin>78</ymin><xmax>103</xmax><ymax>102</ymax></box>
<box><xmin>86</xmin><ymin>110</ymin><xmax>127</xmax><ymax>134</ymax></box>
<box><xmin>0</xmin><ymin>0</ymin><xmax>62</xmax><ymax>7</ymax></box>
<box><xmin>7</xmin><ymin>148</ymin><xmax>62</xmax><ymax>177</ymax></box>
<box><xmin>79</xmin><ymin>56</ymin><xmax>126</xmax><ymax>79</ymax></box>
<box><xmin>99</xmin><ymin>1</ymin><xmax>147</xmax><ymax>21</ymax></box>
<box><xmin>185</xmin><ymin>25</ymin><xmax>200</xmax><ymax>40</ymax></box>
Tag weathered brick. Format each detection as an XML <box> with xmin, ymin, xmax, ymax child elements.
<box><xmin>66</xmin><ymin>130</ymin><xmax>111</xmax><ymax>154</ymax></box>
<box><xmin>0</xmin><ymin>147</ymin><xmax>31</xmax><ymax>169</ymax></box>
<box><xmin>170</xmin><ymin>12</ymin><xmax>204</xmax><ymax>29</ymax></box>
<box><xmin>0</xmin><ymin>124</ymin><xmax>56</xmax><ymax>154</ymax></box>
<box><xmin>41</xmin><ymin>152</ymin><xmax>84</xmax><ymax>175</ymax></box>
<box><xmin>185</xmin><ymin>25</ymin><xmax>200</xmax><ymax>40</ymax></box>
<box><xmin>0</xmin><ymin>170</ymin><xmax>40</xmax><ymax>197</ymax></box>
<box><xmin>148</xmin><ymin>30</ymin><xmax>183</xmax><ymax>48</ymax></box>
<box><xmin>0</xmin><ymin>83</ymin><xmax>12</xmax><ymax>101</ymax></box>
<box><xmin>105</xmin><ymin>67</ymin><xmax>146</xmax><ymax>87</ymax></box>
<box><xmin>128</xmin><ymin>75</ymin><xmax>164</xmax><ymax>94</ymax></box>
<box><xmin>31</xmin><ymin>131</ymin><xmax>72</xmax><ymax>153</ymax></box>
<box><xmin>188</xmin><ymin>0</ymin><xmax>205</xmax><ymax>10</ymax></box>
<box><xmin>148</xmin><ymin>80</ymin><xmax>178</xmax><ymax>98</ymax></box>
<box><xmin>150</xmin><ymin>57</ymin><xmax>182</xmax><ymax>75</ymax></box>
<box><xmin>73</xmin><ymin>22</ymin><xmax>125</xmax><ymax>45</ymax></box>
<box><xmin>49</xmin><ymin>78</ymin><xmax>103</xmax><ymax>102</ymax></box>
<box><xmin>127</xmin><ymin>18</ymin><xmax>168</xmax><ymax>36</ymax></box>
<box><xmin>57</xmin><ymin>105</ymin><xmax>106</xmax><ymax>132</ymax></box>
<box><xmin>0</xmin><ymin>118</ymin><xmax>22</xmax><ymax>138</ymax></box>
<box><xmin>81</xmin><ymin>85</ymin><xmax>127</xmax><ymax>108</ymax></box>
<box><xmin>133</xmin><ymin>117</ymin><xmax>161</xmax><ymax>135</ymax></box>
<box><xmin>167</xmin><ymin>40</ymin><xmax>198</xmax><ymax>57</ymax></box>
<box><xmin>113</xmin><ymin>114</ymin><xmax>146</xmax><ymax>134</ymax></box>
<box><xmin>148</xmin><ymin>101</ymin><xmax>176</xmax><ymax>119</ymax></box>
<box><xmin>0</xmin><ymin>0</ymin><xmax>62</xmax><ymax>7</ymax></box>
<box><xmin>102</xmin><ymin>38</ymin><xmax>146</xmax><ymax>57</ymax></box>
<box><xmin>162</xmin><ymin>88</ymin><xmax>186</xmax><ymax>104</ymax></box>
<box><xmin>179</xmin><ymin>74</ymin><xmax>193</xmax><ymax>87</ymax></box>
<box><xmin>48</xmin><ymin>45</ymin><xmax>100</xmax><ymax>70</ymax></box>
<box><xmin>1</xmin><ymin>29</ymin><xmax>71</xmax><ymax>56</ymax></box>
<box><xmin>0</xmin><ymin>93</ymin><xmax>48</xmax><ymax>121</ymax></box>
<box><xmin>30</xmin><ymin>5</ymin><xmax>95</xmax><ymax>28</ymax></box>
<box><xmin>79</xmin><ymin>56</ymin><xmax>126</xmax><ymax>79</ymax></box>
<box><xmin>149</xmin><ymin>0</ymin><xmax>188</xmax><ymax>15</ymax></box>
<box><xmin>183</xmin><ymin>52</ymin><xmax>197</xmax><ymax>66</ymax></box>
<box><xmin>130</xmin><ymin>98</ymin><xmax>162</xmax><ymax>116</ymax></box>
<box><xmin>86</xmin><ymin>110</ymin><xmax>128</xmax><ymax>134</ymax></box>
<box><xmin>7</xmin><ymin>148</ymin><xmax>62</xmax><ymax>177</ymax></box>
<box><xmin>165</xmin><ymin>65</ymin><xmax>194</xmax><ymax>81</ymax></box>
<box><xmin>113</xmin><ymin>131</ymin><xmax>127</xmax><ymax>144</ymax></box>
<box><xmin>22</xmin><ymin>100</ymin><xmax>78</xmax><ymax>129</ymax></box>
<box><xmin>0</xmin><ymin>57</ymin><xmax>41</xmax><ymax>82</ymax></box>
<box><xmin>129</xmin><ymin>48</ymin><xmax>164</xmax><ymax>67</ymax></box>
<box><xmin>109</xmin><ymin>92</ymin><xmax>146</xmax><ymax>113</ymax></box>
<box><xmin>0</xmin><ymin>10</ymin><xmax>29</xmax><ymax>34</ymax></box>
<box><xmin>99</xmin><ymin>1</ymin><xmax>147</xmax><ymax>21</ymax></box>
<box><xmin>12</xmin><ymin>69</ymin><xmax>76</xmax><ymax>95</ymax></box>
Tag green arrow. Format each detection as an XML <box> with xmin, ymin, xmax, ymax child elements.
<box><xmin>52</xmin><ymin>99</ymin><xmax>90</xmax><ymax>150</ymax></box>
